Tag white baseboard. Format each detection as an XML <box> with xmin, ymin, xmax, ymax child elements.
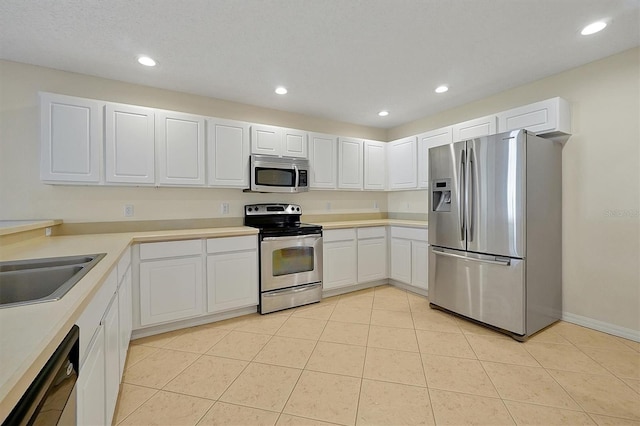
<box><xmin>561</xmin><ymin>311</ymin><xmax>640</xmax><ymax>342</ymax></box>
<box><xmin>131</xmin><ymin>306</ymin><xmax>258</xmax><ymax>340</ymax></box>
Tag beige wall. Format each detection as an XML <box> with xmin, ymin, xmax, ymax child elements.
<box><xmin>1</xmin><ymin>48</ymin><xmax>638</xmax><ymax>335</ymax></box>
<box><xmin>0</xmin><ymin>60</ymin><xmax>387</xmax><ymax>222</ymax></box>
<box><xmin>388</xmin><ymin>47</ymin><xmax>640</xmax><ymax>334</ymax></box>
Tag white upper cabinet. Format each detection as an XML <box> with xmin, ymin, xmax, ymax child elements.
<box><xmin>250</xmin><ymin>124</ymin><xmax>281</xmax><ymax>156</ymax></box>
<box><xmin>337</xmin><ymin>137</ymin><xmax>363</xmax><ymax>190</ymax></box>
<box><xmin>250</xmin><ymin>124</ymin><xmax>307</xmax><ymax>158</ymax></box>
<box><xmin>388</xmin><ymin>136</ymin><xmax>417</xmax><ymax>190</ymax></box>
<box><xmin>417</xmin><ymin>126</ymin><xmax>453</xmax><ymax>188</ymax></box>
<box><xmin>497</xmin><ymin>97</ymin><xmax>571</xmax><ymax>135</ymax></box>
<box><xmin>156</xmin><ymin>110</ymin><xmax>206</xmax><ymax>186</ymax></box>
<box><xmin>207</xmin><ymin>118</ymin><xmax>250</xmax><ymax>187</ymax></box>
<box><xmin>105</xmin><ymin>103</ymin><xmax>155</xmax><ymax>184</ymax></box>
<box><xmin>40</xmin><ymin>92</ymin><xmax>103</xmax><ymax>183</ymax></box>
<box><xmin>282</xmin><ymin>128</ymin><xmax>308</xmax><ymax>158</ymax></box>
<box><xmin>452</xmin><ymin>115</ymin><xmax>497</xmax><ymax>142</ymax></box>
<box><xmin>363</xmin><ymin>140</ymin><xmax>386</xmax><ymax>190</ymax></box>
<box><xmin>308</xmin><ymin>132</ymin><xmax>337</xmax><ymax>189</ymax></box>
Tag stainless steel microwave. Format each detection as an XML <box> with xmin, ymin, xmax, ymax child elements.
<box><xmin>250</xmin><ymin>154</ymin><xmax>309</xmax><ymax>193</ymax></box>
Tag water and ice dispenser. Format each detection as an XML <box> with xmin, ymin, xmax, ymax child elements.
<box><xmin>431</xmin><ymin>179</ymin><xmax>452</xmax><ymax>212</ymax></box>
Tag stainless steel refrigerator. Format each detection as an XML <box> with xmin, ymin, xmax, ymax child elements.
<box><xmin>428</xmin><ymin>129</ymin><xmax>562</xmax><ymax>340</ymax></box>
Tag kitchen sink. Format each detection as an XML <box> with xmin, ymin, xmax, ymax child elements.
<box><xmin>0</xmin><ymin>253</ymin><xmax>106</xmax><ymax>308</ymax></box>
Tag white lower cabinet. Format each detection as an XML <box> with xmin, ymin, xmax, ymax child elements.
<box><xmin>77</xmin><ymin>325</ymin><xmax>106</xmax><ymax>426</ymax></box>
<box><xmin>139</xmin><ymin>255</ymin><xmax>203</xmax><ymax>326</ymax></box>
<box><xmin>389</xmin><ymin>226</ymin><xmax>429</xmax><ymax>292</ymax></box>
<box><xmin>323</xmin><ymin>229</ymin><xmax>358</xmax><ymax>290</ymax></box>
<box><xmin>390</xmin><ymin>238</ymin><xmax>412</xmax><ymax>283</ymax></box>
<box><xmin>357</xmin><ymin>227</ymin><xmax>387</xmax><ymax>282</ymax></box>
<box><xmin>76</xmin><ymin>248</ymin><xmax>133</xmax><ymax>426</ymax></box>
<box><xmin>103</xmin><ymin>295</ymin><xmax>120</xmax><ymax>426</ymax></box>
<box><xmin>207</xmin><ymin>236</ymin><xmax>258</xmax><ymax>313</ymax></box>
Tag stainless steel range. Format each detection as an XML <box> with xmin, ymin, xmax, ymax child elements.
<box><xmin>244</xmin><ymin>203</ymin><xmax>323</xmax><ymax>314</ymax></box>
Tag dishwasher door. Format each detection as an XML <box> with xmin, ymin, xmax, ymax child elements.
<box><xmin>3</xmin><ymin>325</ymin><xmax>79</xmax><ymax>426</ymax></box>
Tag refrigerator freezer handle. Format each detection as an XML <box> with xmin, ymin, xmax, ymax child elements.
<box><xmin>468</xmin><ymin>147</ymin><xmax>475</xmax><ymax>242</ymax></box>
<box><xmin>459</xmin><ymin>150</ymin><xmax>466</xmax><ymax>241</ymax></box>
<box><xmin>432</xmin><ymin>248</ymin><xmax>512</xmax><ymax>266</ymax></box>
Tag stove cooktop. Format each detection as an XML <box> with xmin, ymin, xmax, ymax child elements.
<box><xmin>253</xmin><ymin>222</ymin><xmax>322</xmax><ymax>237</ymax></box>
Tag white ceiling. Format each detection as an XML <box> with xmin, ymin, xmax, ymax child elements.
<box><xmin>1</xmin><ymin>0</ymin><xmax>639</xmax><ymax>128</ymax></box>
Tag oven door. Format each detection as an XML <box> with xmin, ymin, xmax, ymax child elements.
<box><xmin>261</xmin><ymin>234</ymin><xmax>322</xmax><ymax>292</ymax></box>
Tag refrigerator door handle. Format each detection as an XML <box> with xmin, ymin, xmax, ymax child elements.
<box><xmin>459</xmin><ymin>150</ymin><xmax>466</xmax><ymax>241</ymax></box>
<box><xmin>468</xmin><ymin>147</ymin><xmax>475</xmax><ymax>242</ymax></box>
<box><xmin>432</xmin><ymin>248</ymin><xmax>512</xmax><ymax>266</ymax></box>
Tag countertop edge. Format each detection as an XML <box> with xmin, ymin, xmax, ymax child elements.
<box><xmin>0</xmin><ymin>220</ymin><xmax>62</xmax><ymax>236</ymax></box>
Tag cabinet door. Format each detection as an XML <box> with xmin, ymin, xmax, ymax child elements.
<box><xmin>323</xmin><ymin>240</ymin><xmax>357</xmax><ymax>290</ymax></box>
<box><xmin>251</xmin><ymin>124</ymin><xmax>282</xmax><ymax>156</ymax></box>
<box><xmin>156</xmin><ymin>111</ymin><xmax>206</xmax><ymax>186</ymax></box>
<box><xmin>40</xmin><ymin>93</ymin><xmax>103</xmax><ymax>183</ymax></box>
<box><xmin>388</xmin><ymin>136</ymin><xmax>417</xmax><ymax>190</ymax></box>
<box><xmin>77</xmin><ymin>325</ymin><xmax>105</xmax><ymax>426</ymax></box>
<box><xmin>497</xmin><ymin>97</ymin><xmax>570</xmax><ymax>135</ymax></box>
<box><xmin>207</xmin><ymin>118</ymin><xmax>250</xmax><ymax>187</ymax></box>
<box><xmin>207</xmin><ymin>250</ymin><xmax>258</xmax><ymax>313</ymax></box>
<box><xmin>390</xmin><ymin>238</ymin><xmax>412</xmax><ymax>284</ymax></box>
<box><xmin>357</xmin><ymin>237</ymin><xmax>387</xmax><ymax>282</ymax></box>
<box><xmin>411</xmin><ymin>241</ymin><xmax>429</xmax><ymax>290</ymax></box>
<box><xmin>308</xmin><ymin>132</ymin><xmax>337</xmax><ymax>189</ymax></box>
<box><xmin>118</xmin><ymin>268</ymin><xmax>132</xmax><ymax>378</ymax></box>
<box><xmin>282</xmin><ymin>128</ymin><xmax>307</xmax><ymax>158</ymax></box>
<box><xmin>103</xmin><ymin>294</ymin><xmax>120</xmax><ymax>426</ymax></box>
<box><xmin>417</xmin><ymin>127</ymin><xmax>452</xmax><ymax>189</ymax></box>
<box><xmin>139</xmin><ymin>257</ymin><xmax>203</xmax><ymax>325</ymax></box>
<box><xmin>337</xmin><ymin>137</ymin><xmax>363</xmax><ymax>190</ymax></box>
<box><xmin>105</xmin><ymin>103</ymin><xmax>155</xmax><ymax>184</ymax></box>
<box><xmin>452</xmin><ymin>115</ymin><xmax>497</xmax><ymax>142</ymax></box>
<box><xmin>364</xmin><ymin>140</ymin><xmax>386</xmax><ymax>190</ymax></box>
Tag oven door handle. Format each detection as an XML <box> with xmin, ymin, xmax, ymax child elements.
<box><xmin>263</xmin><ymin>282</ymin><xmax>321</xmax><ymax>296</ymax></box>
<box><xmin>262</xmin><ymin>234</ymin><xmax>322</xmax><ymax>241</ymax></box>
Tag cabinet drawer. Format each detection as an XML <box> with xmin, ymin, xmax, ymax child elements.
<box><xmin>117</xmin><ymin>246</ymin><xmax>131</xmax><ymax>281</ymax></box>
<box><xmin>207</xmin><ymin>235</ymin><xmax>257</xmax><ymax>254</ymax></box>
<box><xmin>323</xmin><ymin>228</ymin><xmax>356</xmax><ymax>243</ymax></box>
<box><xmin>357</xmin><ymin>226</ymin><xmax>386</xmax><ymax>239</ymax></box>
<box><xmin>391</xmin><ymin>227</ymin><xmax>428</xmax><ymax>241</ymax></box>
<box><xmin>139</xmin><ymin>240</ymin><xmax>202</xmax><ymax>260</ymax></box>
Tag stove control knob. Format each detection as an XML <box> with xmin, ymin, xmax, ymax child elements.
<box><xmin>296</xmin><ymin>207</ymin><xmax>300</xmax><ymax>211</ymax></box>
<box><xmin>247</xmin><ymin>207</ymin><xmax>252</xmax><ymax>212</ymax></box>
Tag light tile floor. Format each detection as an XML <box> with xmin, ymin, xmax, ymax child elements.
<box><xmin>114</xmin><ymin>285</ymin><xmax>640</xmax><ymax>426</ymax></box>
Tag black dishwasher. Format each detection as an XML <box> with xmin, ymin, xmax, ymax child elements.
<box><xmin>3</xmin><ymin>325</ymin><xmax>79</xmax><ymax>426</ymax></box>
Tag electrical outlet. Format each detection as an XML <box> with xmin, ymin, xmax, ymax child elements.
<box><xmin>326</xmin><ymin>202</ymin><xmax>331</xmax><ymax>211</ymax></box>
<box><xmin>45</xmin><ymin>227</ymin><xmax>52</xmax><ymax>237</ymax></box>
<box><xmin>123</xmin><ymin>204</ymin><xmax>134</xmax><ymax>217</ymax></box>
<box><xmin>373</xmin><ymin>201</ymin><xmax>379</xmax><ymax>209</ymax></box>
<box><xmin>221</xmin><ymin>202</ymin><xmax>230</xmax><ymax>215</ymax></box>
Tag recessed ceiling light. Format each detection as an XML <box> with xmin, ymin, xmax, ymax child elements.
<box><xmin>378</xmin><ymin>110</ymin><xmax>389</xmax><ymax>117</ymax></box>
<box><xmin>581</xmin><ymin>21</ymin><xmax>607</xmax><ymax>35</ymax></box>
<box><xmin>137</xmin><ymin>56</ymin><xmax>156</xmax><ymax>67</ymax></box>
<box><xmin>435</xmin><ymin>85</ymin><xmax>449</xmax><ymax>94</ymax></box>
<box><xmin>275</xmin><ymin>87</ymin><xmax>288</xmax><ymax>95</ymax></box>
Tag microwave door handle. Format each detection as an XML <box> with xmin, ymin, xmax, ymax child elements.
<box><xmin>293</xmin><ymin>164</ymin><xmax>299</xmax><ymax>187</ymax></box>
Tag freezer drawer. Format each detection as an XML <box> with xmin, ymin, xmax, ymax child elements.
<box><xmin>429</xmin><ymin>246</ymin><xmax>525</xmax><ymax>335</ymax></box>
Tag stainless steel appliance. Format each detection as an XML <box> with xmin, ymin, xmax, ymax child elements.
<box><xmin>244</xmin><ymin>203</ymin><xmax>322</xmax><ymax>313</ymax></box>
<box><xmin>3</xmin><ymin>326</ymin><xmax>78</xmax><ymax>425</ymax></box>
<box><xmin>250</xmin><ymin>155</ymin><xmax>309</xmax><ymax>193</ymax></box>
<box><xmin>428</xmin><ymin>129</ymin><xmax>562</xmax><ymax>340</ymax></box>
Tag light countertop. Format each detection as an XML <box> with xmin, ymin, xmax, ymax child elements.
<box><xmin>0</xmin><ymin>226</ymin><xmax>257</xmax><ymax>421</ymax></box>
<box><xmin>0</xmin><ymin>219</ymin><xmax>427</xmax><ymax>420</ymax></box>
